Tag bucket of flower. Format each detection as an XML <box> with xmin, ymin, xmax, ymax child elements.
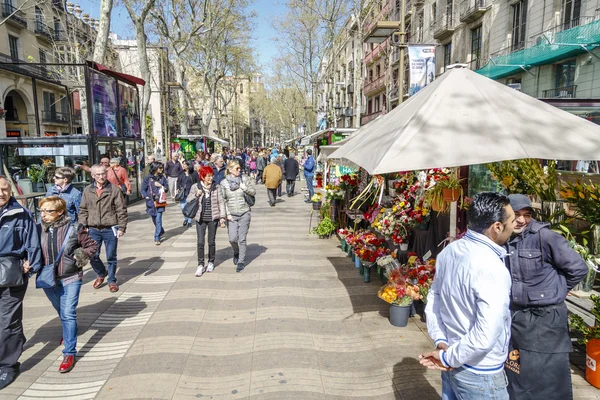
<box><xmin>312</xmin><ymin>217</ymin><xmax>336</xmax><ymax>239</ymax></box>
<box><xmin>338</xmin><ymin>228</ymin><xmax>351</xmax><ymax>252</ymax></box>
<box><xmin>570</xmin><ymin>295</ymin><xmax>600</xmax><ymax>388</ymax></box>
<box><xmin>311</xmin><ymin>193</ymin><xmax>323</xmax><ymax>210</ymax></box>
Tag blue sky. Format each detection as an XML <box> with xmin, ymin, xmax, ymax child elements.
<box><xmin>75</xmin><ymin>0</ymin><xmax>284</xmax><ymax>67</ymax></box>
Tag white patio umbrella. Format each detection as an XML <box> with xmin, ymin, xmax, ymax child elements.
<box><xmin>336</xmin><ymin>66</ymin><xmax>600</xmax><ymax>175</ymax></box>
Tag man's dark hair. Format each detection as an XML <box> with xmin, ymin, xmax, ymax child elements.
<box><xmin>306</xmin><ymin>149</ymin><xmax>312</xmax><ymax>155</ymax></box>
<box><xmin>467</xmin><ymin>192</ymin><xmax>511</xmax><ymax>234</ymax></box>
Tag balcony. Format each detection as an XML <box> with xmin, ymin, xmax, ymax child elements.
<box><xmin>542</xmin><ymin>85</ymin><xmax>577</xmax><ymax>99</ymax></box>
<box><xmin>528</xmin><ymin>16</ymin><xmax>598</xmax><ymax>47</ymax></box>
<box><xmin>72</xmin><ymin>110</ymin><xmax>82</xmax><ymax>124</ymax></box>
<box><xmin>459</xmin><ymin>0</ymin><xmax>489</xmax><ymax>23</ymax></box>
<box><xmin>389</xmin><ymin>85</ymin><xmax>399</xmax><ymax>101</ymax></box>
<box><xmin>361</xmin><ymin>110</ymin><xmax>383</xmax><ymax>125</ymax></box>
<box><xmin>363</xmin><ymin>74</ymin><xmax>386</xmax><ymax>96</ymax></box>
<box><xmin>0</xmin><ymin>53</ymin><xmax>60</xmax><ymax>83</ymax></box>
<box><xmin>364</xmin><ymin>1</ymin><xmax>393</xmax><ymax>34</ymax></box>
<box><xmin>52</xmin><ymin>0</ymin><xmax>65</xmax><ymax>11</ymax></box>
<box><xmin>189</xmin><ymin>116</ymin><xmax>202</xmax><ymax>126</ymax></box>
<box><xmin>42</xmin><ymin>111</ymin><xmax>69</xmax><ymax>124</ymax></box>
<box><xmin>344</xmin><ymin>107</ymin><xmax>354</xmax><ymax>117</ymax></box>
<box><xmin>347</xmin><ymin>83</ymin><xmax>354</xmax><ymax>93</ymax></box>
<box><xmin>53</xmin><ymin>29</ymin><xmax>68</xmax><ymax>42</ymax></box>
<box><xmin>1</xmin><ymin>3</ymin><xmax>27</xmax><ymax>28</ymax></box>
<box><xmin>364</xmin><ymin>39</ymin><xmax>388</xmax><ymax>65</ymax></box>
<box><xmin>433</xmin><ymin>13</ymin><xmax>456</xmax><ymax>40</ymax></box>
<box><xmin>34</xmin><ymin>20</ymin><xmax>53</xmax><ymax>41</ymax></box>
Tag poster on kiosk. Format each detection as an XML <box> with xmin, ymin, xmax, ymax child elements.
<box><xmin>408</xmin><ymin>45</ymin><xmax>435</xmax><ymax>96</ymax></box>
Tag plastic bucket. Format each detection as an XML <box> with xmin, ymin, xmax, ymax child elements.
<box><xmin>587</xmin><ymin>339</ymin><xmax>600</xmax><ymax>388</ymax></box>
<box><xmin>354</xmin><ymin>255</ymin><xmax>361</xmax><ymax>269</ymax></box>
<box><xmin>389</xmin><ymin>304</ymin><xmax>412</xmax><ymax>327</ymax></box>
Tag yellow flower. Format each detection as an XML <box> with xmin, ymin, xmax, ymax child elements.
<box><xmin>502</xmin><ymin>176</ymin><xmax>513</xmax><ymax>187</ymax></box>
<box><xmin>579</xmin><ymin>192</ymin><xmax>586</xmax><ymax>199</ymax></box>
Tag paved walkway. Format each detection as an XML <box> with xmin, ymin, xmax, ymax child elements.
<box><xmin>2</xmin><ymin>186</ymin><xmax>598</xmax><ymax>399</ymax></box>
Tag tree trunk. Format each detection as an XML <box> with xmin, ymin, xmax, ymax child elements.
<box><xmin>174</xmin><ymin>56</ymin><xmax>188</xmax><ymax>137</ymax></box>
<box><xmin>92</xmin><ymin>0</ymin><xmax>113</xmax><ymax>64</ymax></box>
<box><xmin>134</xmin><ymin>22</ymin><xmax>152</xmax><ymax>142</ymax></box>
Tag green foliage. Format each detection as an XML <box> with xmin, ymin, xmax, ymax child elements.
<box><xmin>570</xmin><ymin>295</ymin><xmax>600</xmax><ymax>344</ymax></box>
<box><xmin>28</xmin><ymin>164</ymin><xmax>46</xmax><ymax>183</ymax></box>
<box><xmin>485</xmin><ymin>159</ymin><xmax>557</xmax><ymax>201</ymax></box>
<box><xmin>312</xmin><ymin>217</ymin><xmax>337</xmax><ymax>237</ymax></box>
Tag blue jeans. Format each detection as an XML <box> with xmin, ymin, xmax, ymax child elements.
<box><xmin>442</xmin><ymin>368</ymin><xmax>509</xmax><ymax>400</ymax></box>
<box><xmin>89</xmin><ymin>227</ymin><xmax>118</xmax><ymax>284</ymax></box>
<box><xmin>305</xmin><ymin>174</ymin><xmax>314</xmax><ymax>199</ymax></box>
<box><xmin>179</xmin><ymin>200</ymin><xmax>192</xmax><ymax>224</ymax></box>
<box><xmin>43</xmin><ymin>280</ymin><xmax>81</xmax><ymax>356</ymax></box>
<box><xmin>151</xmin><ymin>212</ymin><xmax>165</xmax><ymax>241</ymax></box>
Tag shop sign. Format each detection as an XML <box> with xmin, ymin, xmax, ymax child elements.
<box><xmin>44</xmin><ymin>132</ymin><xmax>57</xmax><ymax>137</ymax></box>
<box><xmin>408</xmin><ymin>46</ymin><xmax>435</xmax><ymax>96</ymax></box>
<box><xmin>6</xmin><ymin>130</ymin><xmax>20</xmax><ymax>137</ymax></box>
<box><xmin>319</xmin><ymin>138</ymin><xmax>329</xmax><ymax>146</ymax></box>
<box><xmin>331</xmin><ymin>133</ymin><xmax>344</xmax><ymax>143</ymax></box>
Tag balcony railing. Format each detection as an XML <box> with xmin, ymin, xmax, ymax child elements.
<box><xmin>0</xmin><ymin>53</ymin><xmax>60</xmax><ymax>83</ymax></box>
<box><xmin>364</xmin><ymin>38</ymin><xmax>389</xmax><ymax>65</ymax></box>
<box><xmin>364</xmin><ymin>74</ymin><xmax>386</xmax><ymax>96</ymax></box>
<box><xmin>361</xmin><ymin>110</ymin><xmax>383</xmax><ymax>125</ymax></box>
<box><xmin>459</xmin><ymin>0</ymin><xmax>489</xmax><ymax>23</ymax></box>
<box><xmin>52</xmin><ymin>0</ymin><xmax>65</xmax><ymax>10</ymax></box>
<box><xmin>42</xmin><ymin>111</ymin><xmax>69</xmax><ymax>124</ymax></box>
<box><xmin>432</xmin><ymin>13</ymin><xmax>456</xmax><ymax>40</ymax></box>
<box><xmin>34</xmin><ymin>20</ymin><xmax>53</xmax><ymax>41</ymax></box>
<box><xmin>347</xmin><ymin>83</ymin><xmax>354</xmax><ymax>93</ymax></box>
<box><xmin>364</xmin><ymin>1</ymin><xmax>393</xmax><ymax>33</ymax></box>
<box><xmin>53</xmin><ymin>29</ymin><xmax>68</xmax><ymax>41</ymax></box>
<box><xmin>1</xmin><ymin>3</ymin><xmax>27</xmax><ymax>28</ymax></box>
<box><xmin>389</xmin><ymin>85</ymin><xmax>399</xmax><ymax>101</ymax></box>
<box><xmin>73</xmin><ymin>110</ymin><xmax>82</xmax><ymax>124</ymax></box>
<box><xmin>542</xmin><ymin>85</ymin><xmax>577</xmax><ymax>98</ymax></box>
<box><xmin>529</xmin><ymin>16</ymin><xmax>598</xmax><ymax>47</ymax></box>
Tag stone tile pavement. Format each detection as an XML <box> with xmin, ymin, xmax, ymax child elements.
<box><xmin>1</xmin><ymin>184</ymin><xmax>598</xmax><ymax>399</ymax></box>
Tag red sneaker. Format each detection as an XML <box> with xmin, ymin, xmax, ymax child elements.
<box><xmin>59</xmin><ymin>355</ymin><xmax>75</xmax><ymax>373</ymax></box>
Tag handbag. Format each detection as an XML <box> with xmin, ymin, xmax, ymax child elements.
<box><xmin>111</xmin><ymin>168</ymin><xmax>128</xmax><ymax>194</ymax></box>
<box><xmin>0</xmin><ymin>256</ymin><xmax>25</xmax><ymax>288</ymax></box>
<box><xmin>36</xmin><ymin>225</ymin><xmax>74</xmax><ymax>289</ymax></box>
<box><xmin>182</xmin><ymin>197</ymin><xmax>199</xmax><ymax>219</ymax></box>
<box><xmin>244</xmin><ymin>193</ymin><xmax>255</xmax><ymax>206</ymax></box>
<box><xmin>153</xmin><ymin>183</ymin><xmax>168</xmax><ymax>208</ymax></box>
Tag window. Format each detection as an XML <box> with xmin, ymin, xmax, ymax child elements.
<box><xmin>8</xmin><ymin>35</ymin><xmax>19</xmax><ymax>61</ymax></box>
<box><xmin>39</xmin><ymin>50</ymin><xmax>47</xmax><ymax>64</ymax></box>
<box><xmin>35</xmin><ymin>6</ymin><xmax>43</xmax><ymax>22</ymax></box>
<box><xmin>374</xmin><ymin>96</ymin><xmax>380</xmax><ymax>112</ymax></box>
<box><xmin>432</xmin><ymin>3</ymin><xmax>437</xmax><ymax>21</ymax></box>
<box><xmin>368</xmin><ymin>99</ymin><xmax>373</xmax><ymax>114</ymax></box>
<box><xmin>555</xmin><ymin>60</ymin><xmax>576</xmax><ymax>88</ymax></box>
<box><xmin>239</xmin><ymin>83</ymin><xmax>243</xmax><ymax>93</ymax></box>
<box><xmin>471</xmin><ymin>26</ymin><xmax>482</xmax><ymax>70</ymax></box>
<box><xmin>43</xmin><ymin>91</ymin><xmax>56</xmax><ymax>119</ymax></box>
<box><xmin>511</xmin><ymin>0</ymin><xmax>528</xmax><ymax>51</ymax></box>
<box><xmin>562</xmin><ymin>0</ymin><xmax>581</xmax><ymax>28</ymax></box>
<box><xmin>376</xmin><ymin>65</ymin><xmax>381</xmax><ymax>77</ymax></box>
<box><xmin>443</xmin><ymin>42</ymin><xmax>452</xmax><ymax>69</ymax></box>
<box><xmin>369</xmin><ymin>69</ymin><xmax>373</xmax><ymax>81</ymax></box>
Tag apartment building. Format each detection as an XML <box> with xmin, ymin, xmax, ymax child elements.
<box><xmin>317</xmin><ymin>15</ymin><xmax>363</xmax><ymax>130</ymax></box>
<box><xmin>434</xmin><ymin>0</ymin><xmax>600</xmax><ymax>122</ymax></box>
<box><xmin>0</xmin><ymin>0</ymin><xmax>116</xmax><ymax>138</ymax></box>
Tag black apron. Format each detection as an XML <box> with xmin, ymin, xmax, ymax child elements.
<box><xmin>505</xmin><ymin>302</ymin><xmax>573</xmax><ymax>400</ymax></box>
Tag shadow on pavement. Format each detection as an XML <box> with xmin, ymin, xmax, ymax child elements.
<box><xmin>81</xmin><ymin>257</ymin><xmax>159</xmax><ymax>286</ymax></box>
<box><xmin>214</xmin><ymin>243</ymin><xmax>267</xmax><ymax>268</ymax></box>
<box><xmin>327</xmin><ymin>256</ymin><xmax>388</xmax><ymax>315</ymax></box>
<box><xmin>21</xmin><ymin>296</ymin><xmax>146</xmax><ymax>373</ymax></box>
<box><xmin>391</xmin><ymin>357</ymin><xmax>441</xmax><ymax>400</ymax></box>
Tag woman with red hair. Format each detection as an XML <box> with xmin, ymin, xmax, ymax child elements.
<box><xmin>186</xmin><ymin>165</ymin><xmax>227</xmax><ymax>276</ymax></box>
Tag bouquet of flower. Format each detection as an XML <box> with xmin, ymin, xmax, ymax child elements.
<box><xmin>559</xmin><ymin>180</ymin><xmax>600</xmax><ymax>225</ymax></box>
<box><xmin>0</xmin><ymin>107</ymin><xmax>7</xmax><ymax>119</ymax></box>
<box><xmin>340</xmin><ymin>174</ymin><xmax>359</xmax><ymax>190</ymax></box>
<box><xmin>325</xmin><ymin>184</ymin><xmax>344</xmax><ymax>201</ymax></box>
<box><xmin>311</xmin><ymin>193</ymin><xmax>323</xmax><ymax>203</ymax></box>
<box><xmin>337</xmin><ymin>228</ymin><xmax>351</xmax><ymax>239</ymax></box>
<box><xmin>486</xmin><ymin>159</ymin><xmax>557</xmax><ymax>201</ymax></box>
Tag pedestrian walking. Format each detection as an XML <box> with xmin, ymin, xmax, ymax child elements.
<box><xmin>213</xmin><ymin>156</ymin><xmax>227</xmax><ymax>184</ymax></box>
<box><xmin>274</xmin><ymin>156</ymin><xmax>285</xmax><ymax>197</ymax></box>
<box><xmin>143</xmin><ymin>154</ymin><xmax>156</xmax><ymax>177</ymax></box>
<box><xmin>107</xmin><ymin>157</ymin><xmax>132</xmax><ymax>196</ymax></box>
<box><xmin>303</xmin><ymin>149</ymin><xmax>315</xmax><ymax>203</ymax></box>
<box><xmin>36</xmin><ymin>196</ymin><xmax>98</xmax><ymax>373</ymax></box>
<box><xmin>141</xmin><ymin>162</ymin><xmax>169</xmax><ymax>245</ymax></box>
<box><xmin>283</xmin><ymin>152</ymin><xmax>299</xmax><ymax>196</ymax></box>
<box><xmin>165</xmin><ymin>153</ymin><xmax>182</xmax><ymax>201</ymax></box>
<box><xmin>188</xmin><ymin>166</ymin><xmax>226</xmax><ymax>277</ymax></box>
<box><xmin>249</xmin><ymin>152</ymin><xmax>258</xmax><ymax>180</ymax></box>
<box><xmin>420</xmin><ymin>192</ymin><xmax>516</xmax><ymax>399</ymax></box>
<box><xmin>263</xmin><ymin>156</ymin><xmax>282</xmax><ymax>207</ymax></box>
<box><xmin>255</xmin><ymin>151</ymin><xmax>266</xmax><ymax>184</ymax></box>
<box><xmin>46</xmin><ymin>167</ymin><xmax>82</xmax><ymax>222</ymax></box>
<box><xmin>79</xmin><ymin>164</ymin><xmax>128</xmax><ymax>293</ymax></box>
<box><xmin>177</xmin><ymin>161</ymin><xmax>195</xmax><ymax>227</ymax></box>
<box><xmin>220</xmin><ymin>160</ymin><xmax>256</xmax><ymax>272</ymax></box>
<box><xmin>0</xmin><ymin>176</ymin><xmax>42</xmax><ymax>390</ymax></box>
<box><xmin>504</xmin><ymin>194</ymin><xmax>587</xmax><ymax>399</ymax></box>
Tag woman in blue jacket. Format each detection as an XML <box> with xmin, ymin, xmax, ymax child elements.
<box><xmin>141</xmin><ymin>161</ymin><xmax>168</xmax><ymax>245</ymax></box>
<box><xmin>45</xmin><ymin>167</ymin><xmax>82</xmax><ymax>222</ymax></box>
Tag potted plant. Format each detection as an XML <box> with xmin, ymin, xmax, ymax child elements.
<box><xmin>27</xmin><ymin>164</ymin><xmax>46</xmax><ymax>192</ymax></box>
<box><xmin>312</xmin><ymin>217</ymin><xmax>336</xmax><ymax>239</ymax></box>
<box><xmin>311</xmin><ymin>193</ymin><xmax>323</xmax><ymax>210</ymax></box>
<box><xmin>378</xmin><ymin>266</ymin><xmax>422</xmax><ymax>327</ymax></box>
<box><xmin>438</xmin><ymin>171</ymin><xmax>464</xmax><ymax>202</ymax></box>
<box><xmin>570</xmin><ymin>295</ymin><xmax>600</xmax><ymax>388</ymax></box>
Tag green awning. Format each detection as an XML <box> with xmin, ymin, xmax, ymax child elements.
<box><xmin>477</xmin><ymin>19</ymin><xmax>600</xmax><ymax>80</ymax></box>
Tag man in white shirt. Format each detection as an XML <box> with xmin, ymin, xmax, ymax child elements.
<box><xmin>420</xmin><ymin>192</ymin><xmax>516</xmax><ymax>399</ymax></box>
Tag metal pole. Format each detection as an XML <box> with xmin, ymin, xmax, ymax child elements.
<box><xmin>399</xmin><ymin>0</ymin><xmax>406</xmax><ymax>105</ymax></box>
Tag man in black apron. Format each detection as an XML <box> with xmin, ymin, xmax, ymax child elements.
<box><xmin>504</xmin><ymin>194</ymin><xmax>588</xmax><ymax>399</ymax></box>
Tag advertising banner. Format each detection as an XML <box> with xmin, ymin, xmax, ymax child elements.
<box><xmin>90</xmin><ymin>71</ymin><xmax>118</xmax><ymax>136</ymax></box>
<box><xmin>408</xmin><ymin>46</ymin><xmax>435</xmax><ymax>96</ymax></box>
<box><xmin>118</xmin><ymin>83</ymin><xmax>141</xmax><ymax>138</ymax></box>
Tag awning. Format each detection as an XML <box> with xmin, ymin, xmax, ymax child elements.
<box><xmin>88</xmin><ymin>62</ymin><xmax>146</xmax><ymax>86</ymax></box>
<box><xmin>300</xmin><ymin>128</ymin><xmax>356</xmax><ymax>146</ymax></box>
<box><xmin>176</xmin><ymin>135</ymin><xmax>229</xmax><ymax>145</ymax></box>
<box><xmin>331</xmin><ymin>67</ymin><xmax>600</xmax><ymax>175</ymax></box>
<box><xmin>206</xmin><ymin>135</ymin><xmax>229</xmax><ymax>145</ymax></box>
<box><xmin>477</xmin><ymin>18</ymin><xmax>600</xmax><ymax>80</ymax></box>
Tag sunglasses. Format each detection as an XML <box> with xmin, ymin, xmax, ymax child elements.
<box><xmin>54</xmin><ymin>175</ymin><xmax>65</xmax><ymax>179</ymax></box>
<box><xmin>40</xmin><ymin>209</ymin><xmax>57</xmax><ymax>214</ymax></box>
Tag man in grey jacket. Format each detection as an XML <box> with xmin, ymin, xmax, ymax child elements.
<box><xmin>504</xmin><ymin>194</ymin><xmax>588</xmax><ymax>399</ymax></box>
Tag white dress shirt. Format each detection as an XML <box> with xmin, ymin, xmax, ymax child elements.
<box><xmin>425</xmin><ymin>230</ymin><xmax>511</xmax><ymax>374</ymax></box>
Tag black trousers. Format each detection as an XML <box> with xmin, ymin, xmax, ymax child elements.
<box><xmin>195</xmin><ymin>220</ymin><xmax>218</xmax><ymax>264</ymax></box>
<box><xmin>255</xmin><ymin>170</ymin><xmax>263</xmax><ymax>184</ymax></box>
<box><xmin>267</xmin><ymin>188</ymin><xmax>277</xmax><ymax>205</ymax></box>
<box><xmin>0</xmin><ymin>280</ymin><xmax>27</xmax><ymax>368</ymax></box>
<box><xmin>286</xmin><ymin>179</ymin><xmax>296</xmax><ymax>195</ymax></box>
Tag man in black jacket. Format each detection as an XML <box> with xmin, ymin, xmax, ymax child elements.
<box><xmin>283</xmin><ymin>152</ymin><xmax>300</xmax><ymax>197</ymax></box>
<box><xmin>0</xmin><ymin>176</ymin><xmax>42</xmax><ymax>389</ymax></box>
<box><xmin>165</xmin><ymin>153</ymin><xmax>183</xmax><ymax>202</ymax></box>
<box><xmin>504</xmin><ymin>194</ymin><xmax>588</xmax><ymax>399</ymax></box>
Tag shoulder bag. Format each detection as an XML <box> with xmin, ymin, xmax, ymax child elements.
<box><xmin>242</xmin><ymin>178</ymin><xmax>255</xmax><ymax>207</ymax></box>
<box><xmin>0</xmin><ymin>256</ymin><xmax>25</xmax><ymax>287</ymax></box>
<box><xmin>182</xmin><ymin>196</ymin><xmax>200</xmax><ymax>219</ymax></box>
<box><xmin>111</xmin><ymin>168</ymin><xmax>128</xmax><ymax>194</ymax></box>
<box><xmin>36</xmin><ymin>225</ymin><xmax>74</xmax><ymax>289</ymax></box>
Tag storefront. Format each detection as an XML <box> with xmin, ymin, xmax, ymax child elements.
<box><xmin>172</xmin><ymin>135</ymin><xmax>230</xmax><ymax>159</ymax></box>
<box><xmin>0</xmin><ymin>62</ymin><xmax>146</xmax><ymax>203</ymax></box>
